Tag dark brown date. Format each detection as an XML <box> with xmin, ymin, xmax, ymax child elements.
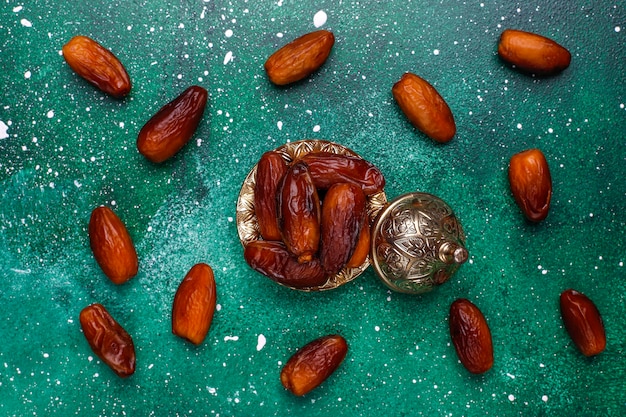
<box><xmin>346</xmin><ymin>217</ymin><xmax>370</xmax><ymax>268</ymax></box>
<box><xmin>280</xmin><ymin>334</ymin><xmax>348</xmax><ymax>396</ymax></box>
<box><xmin>277</xmin><ymin>161</ymin><xmax>321</xmax><ymax>263</ymax></box>
<box><xmin>560</xmin><ymin>289</ymin><xmax>606</xmax><ymax>357</ymax></box>
<box><xmin>137</xmin><ymin>86</ymin><xmax>208</xmax><ymax>163</ymax></box>
<box><xmin>299</xmin><ymin>152</ymin><xmax>385</xmax><ymax>195</ymax></box>
<box><xmin>254</xmin><ymin>151</ymin><xmax>288</xmax><ymax>241</ymax></box>
<box><xmin>79</xmin><ymin>303</ymin><xmax>136</xmax><ymax>378</ymax></box>
<box><xmin>243</xmin><ymin>240</ymin><xmax>327</xmax><ymax>288</ymax></box>
<box><xmin>449</xmin><ymin>298</ymin><xmax>493</xmax><ymax>374</ymax></box>
<box><xmin>320</xmin><ymin>183</ymin><xmax>367</xmax><ymax>275</ymax></box>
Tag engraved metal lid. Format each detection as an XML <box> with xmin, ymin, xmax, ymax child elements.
<box><xmin>370</xmin><ymin>192</ymin><xmax>468</xmax><ymax>294</ymax></box>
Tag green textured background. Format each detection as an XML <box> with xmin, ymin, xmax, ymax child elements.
<box><xmin>1</xmin><ymin>1</ymin><xmax>625</xmax><ymax>416</ymax></box>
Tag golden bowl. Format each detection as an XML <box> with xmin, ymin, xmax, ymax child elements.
<box><xmin>236</xmin><ymin>139</ymin><xmax>387</xmax><ymax>291</ymax></box>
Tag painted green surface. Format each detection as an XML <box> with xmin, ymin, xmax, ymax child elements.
<box><xmin>1</xmin><ymin>1</ymin><xmax>625</xmax><ymax>416</ymax></box>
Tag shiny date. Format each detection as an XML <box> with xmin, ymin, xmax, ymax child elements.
<box><xmin>449</xmin><ymin>298</ymin><xmax>494</xmax><ymax>374</ymax></box>
<box><xmin>254</xmin><ymin>151</ymin><xmax>288</xmax><ymax>241</ymax></box>
<box><xmin>560</xmin><ymin>289</ymin><xmax>606</xmax><ymax>357</ymax></box>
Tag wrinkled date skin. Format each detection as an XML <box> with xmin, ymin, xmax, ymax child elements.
<box><xmin>264</xmin><ymin>30</ymin><xmax>335</xmax><ymax>85</ymax></box>
<box><xmin>392</xmin><ymin>72</ymin><xmax>456</xmax><ymax>143</ymax></box>
<box><xmin>560</xmin><ymin>289</ymin><xmax>606</xmax><ymax>357</ymax></box>
<box><xmin>280</xmin><ymin>334</ymin><xmax>348</xmax><ymax>396</ymax></box>
<box><xmin>508</xmin><ymin>148</ymin><xmax>552</xmax><ymax>222</ymax></box>
<box><xmin>137</xmin><ymin>86</ymin><xmax>208</xmax><ymax>163</ymax></box>
<box><xmin>277</xmin><ymin>161</ymin><xmax>321</xmax><ymax>263</ymax></box>
<box><xmin>243</xmin><ymin>241</ymin><xmax>327</xmax><ymax>288</ymax></box>
<box><xmin>254</xmin><ymin>151</ymin><xmax>288</xmax><ymax>241</ymax></box>
<box><xmin>299</xmin><ymin>152</ymin><xmax>386</xmax><ymax>195</ymax></box>
<box><xmin>62</xmin><ymin>35</ymin><xmax>131</xmax><ymax>98</ymax></box>
<box><xmin>79</xmin><ymin>303</ymin><xmax>136</xmax><ymax>378</ymax></box>
<box><xmin>449</xmin><ymin>299</ymin><xmax>494</xmax><ymax>374</ymax></box>
<box><xmin>498</xmin><ymin>29</ymin><xmax>571</xmax><ymax>76</ymax></box>
<box><xmin>346</xmin><ymin>218</ymin><xmax>371</xmax><ymax>269</ymax></box>
<box><xmin>89</xmin><ymin>206</ymin><xmax>138</xmax><ymax>285</ymax></box>
<box><xmin>172</xmin><ymin>263</ymin><xmax>217</xmax><ymax>345</ymax></box>
<box><xmin>320</xmin><ymin>183</ymin><xmax>367</xmax><ymax>276</ymax></box>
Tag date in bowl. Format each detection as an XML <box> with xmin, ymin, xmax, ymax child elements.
<box><xmin>236</xmin><ymin>139</ymin><xmax>387</xmax><ymax>292</ymax></box>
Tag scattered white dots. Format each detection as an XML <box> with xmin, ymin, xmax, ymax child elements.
<box><xmin>24</xmin><ymin>71</ymin><xmax>31</xmax><ymax>79</ymax></box>
<box><xmin>43</xmin><ymin>353</ymin><xmax>49</xmax><ymax>358</ymax></box>
<box><xmin>225</xmin><ymin>29</ymin><xmax>233</xmax><ymax>38</ymax></box>
<box><xmin>620</xmin><ymin>103</ymin><xmax>625</xmax><ymax>109</ymax></box>
<box><xmin>374</xmin><ymin>326</ymin><xmax>380</xmax><ymax>332</ymax></box>
<box><xmin>224</xmin><ymin>336</ymin><xmax>239</xmax><ymax>342</ymax></box>
<box><xmin>0</xmin><ymin>121</ymin><xmax>9</xmax><ymax>139</ymax></box>
<box><xmin>616</xmin><ymin>26</ymin><xmax>621</xmax><ymax>33</ymax></box>
<box><xmin>277</xmin><ymin>121</ymin><xmax>283</xmax><ymax>130</ymax></box>
<box><xmin>313</xmin><ymin>10</ymin><xmax>328</xmax><ymax>28</ymax></box>
<box><xmin>224</xmin><ymin>51</ymin><xmax>234</xmax><ymax>65</ymax></box>
<box><xmin>508</xmin><ymin>394</ymin><xmax>515</xmax><ymax>402</ymax></box>
<box><xmin>119</xmin><ymin>122</ymin><xmax>125</xmax><ymax>129</ymax></box>
<box><xmin>111</xmin><ymin>200</ymin><xmax>117</xmax><ymax>206</ymax></box>
<box><xmin>46</xmin><ymin>110</ymin><xmax>54</xmax><ymax>119</ymax></box>
<box><xmin>542</xmin><ymin>395</ymin><xmax>548</xmax><ymax>402</ymax></box>
<box><xmin>227</xmin><ymin>217</ymin><xmax>233</xmax><ymax>222</ymax></box>
<box><xmin>13</xmin><ymin>6</ymin><xmax>23</xmax><ymax>12</ymax></box>
<box><xmin>548</xmin><ymin>127</ymin><xmax>554</xmax><ymax>133</ymax></box>
<box><xmin>312</xmin><ymin>125</ymin><xmax>321</xmax><ymax>133</ymax></box>
<box><xmin>256</xmin><ymin>334</ymin><xmax>267</xmax><ymax>351</ymax></box>
<box><xmin>20</xmin><ymin>19</ymin><xmax>32</xmax><ymax>27</ymax></box>
<box><xmin>433</xmin><ymin>49</ymin><xmax>440</xmax><ymax>56</ymax></box>
<box><xmin>127</xmin><ymin>25</ymin><xmax>132</xmax><ymax>31</ymax></box>
<box><xmin>177</xmin><ymin>74</ymin><xmax>183</xmax><ymax>80</ymax></box>
<box><xmin>516</xmin><ymin>123</ymin><xmax>523</xmax><ymax>129</ymax></box>
<box><xmin>178</xmin><ymin>23</ymin><xmax>185</xmax><ymax>29</ymax></box>
<box><xmin>276</xmin><ymin>32</ymin><xmax>284</xmax><ymax>38</ymax></box>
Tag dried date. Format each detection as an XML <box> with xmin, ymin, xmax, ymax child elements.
<box><xmin>254</xmin><ymin>151</ymin><xmax>288</xmax><ymax>241</ymax></box>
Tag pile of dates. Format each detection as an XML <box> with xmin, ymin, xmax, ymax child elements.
<box><xmin>243</xmin><ymin>150</ymin><xmax>385</xmax><ymax>289</ymax></box>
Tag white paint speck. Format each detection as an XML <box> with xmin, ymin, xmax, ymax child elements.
<box><xmin>74</xmin><ymin>180</ymin><xmax>82</xmax><ymax>188</ymax></box>
<box><xmin>24</xmin><ymin>70</ymin><xmax>31</xmax><ymax>79</ymax></box>
<box><xmin>256</xmin><ymin>334</ymin><xmax>267</xmax><ymax>351</ymax></box>
<box><xmin>548</xmin><ymin>127</ymin><xmax>554</xmax><ymax>133</ymax></box>
<box><xmin>43</xmin><ymin>353</ymin><xmax>49</xmax><ymax>358</ymax></box>
<box><xmin>542</xmin><ymin>395</ymin><xmax>548</xmax><ymax>402</ymax></box>
<box><xmin>277</xmin><ymin>121</ymin><xmax>283</xmax><ymax>130</ymax></box>
<box><xmin>433</xmin><ymin>49</ymin><xmax>440</xmax><ymax>55</ymax></box>
<box><xmin>46</xmin><ymin>110</ymin><xmax>54</xmax><ymax>119</ymax></box>
<box><xmin>508</xmin><ymin>394</ymin><xmax>515</xmax><ymax>402</ymax></box>
<box><xmin>20</xmin><ymin>19</ymin><xmax>32</xmax><ymax>27</ymax></box>
<box><xmin>13</xmin><ymin>6</ymin><xmax>23</xmax><ymax>12</ymax></box>
<box><xmin>276</xmin><ymin>32</ymin><xmax>284</xmax><ymax>38</ymax></box>
<box><xmin>225</xmin><ymin>29</ymin><xmax>233</xmax><ymax>38</ymax></box>
<box><xmin>616</xmin><ymin>26</ymin><xmax>621</xmax><ymax>33</ymax></box>
<box><xmin>506</xmin><ymin>373</ymin><xmax>516</xmax><ymax>379</ymax></box>
<box><xmin>313</xmin><ymin>10</ymin><xmax>328</xmax><ymax>28</ymax></box>
<box><xmin>224</xmin><ymin>336</ymin><xmax>239</xmax><ymax>342</ymax></box>
<box><xmin>223</xmin><ymin>51</ymin><xmax>234</xmax><ymax>65</ymax></box>
<box><xmin>374</xmin><ymin>326</ymin><xmax>380</xmax><ymax>332</ymax></box>
<box><xmin>200</xmin><ymin>8</ymin><xmax>207</xmax><ymax>19</ymax></box>
<box><xmin>177</xmin><ymin>74</ymin><xmax>183</xmax><ymax>80</ymax></box>
<box><xmin>178</xmin><ymin>23</ymin><xmax>185</xmax><ymax>29</ymax></box>
<box><xmin>312</xmin><ymin>125</ymin><xmax>321</xmax><ymax>133</ymax></box>
<box><xmin>516</xmin><ymin>123</ymin><xmax>522</xmax><ymax>129</ymax></box>
<box><xmin>0</xmin><ymin>121</ymin><xmax>9</xmax><ymax>139</ymax></box>
<box><xmin>119</xmin><ymin>122</ymin><xmax>125</xmax><ymax>129</ymax></box>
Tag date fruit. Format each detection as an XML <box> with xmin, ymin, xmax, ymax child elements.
<box><xmin>277</xmin><ymin>161</ymin><xmax>321</xmax><ymax>263</ymax></box>
<box><xmin>449</xmin><ymin>298</ymin><xmax>493</xmax><ymax>374</ymax></box>
<box><xmin>299</xmin><ymin>152</ymin><xmax>385</xmax><ymax>195</ymax></box>
<box><xmin>89</xmin><ymin>206</ymin><xmax>138</xmax><ymax>285</ymax></box>
<box><xmin>498</xmin><ymin>29</ymin><xmax>571</xmax><ymax>76</ymax></box>
<box><xmin>320</xmin><ymin>183</ymin><xmax>367</xmax><ymax>276</ymax></box>
<box><xmin>137</xmin><ymin>86</ymin><xmax>208</xmax><ymax>163</ymax></box>
<box><xmin>392</xmin><ymin>72</ymin><xmax>456</xmax><ymax>143</ymax></box>
<box><xmin>62</xmin><ymin>36</ymin><xmax>131</xmax><ymax>98</ymax></box>
<box><xmin>346</xmin><ymin>218</ymin><xmax>371</xmax><ymax>269</ymax></box>
<box><xmin>560</xmin><ymin>289</ymin><xmax>606</xmax><ymax>357</ymax></box>
<box><xmin>508</xmin><ymin>148</ymin><xmax>552</xmax><ymax>222</ymax></box>
<box><xmin>254</xmin><ymin>151</ymin><xmax>288</xmax><ymax>241</ymax></box>
<box><xmin>280</xmin><ymin>334</ymin><xmax>348</xmax><ymax>396</ymax></box>
<box><xmin>79</xmin><ymin>303</ymin><xmax>136</xmax><ymax>378</ymax></box>
<box><xmin>265</xmin><ymin>30</ymin><xmax>335</xmax><ymax>85</ymax></box>
<box><xmin>244</xmin><ymin>241</ymin><xmax>327</xmax><ymax>288</ymax></box>
<box><xmin>172</xmin><ymin>263</ymin><xmax>217</xmax><ymax>345</ymax></box>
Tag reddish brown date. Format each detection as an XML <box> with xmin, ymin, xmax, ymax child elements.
<box><xmin>62</xmin><ymin>35</ymin><xmax>131</xmax><ymax>98</ymax></box>
<box><xmin>172</xmin><ymin>263</ymin><xmax>217</xmax><ymax>345</ymax></box>
<box><xmin>89</xmin><ymin>206</ymin><xmax>138</xmax><ymax>285</ymax></box>
<box><xmin>498</xmin><ymin>29</ymin><xmax>571</xmax><ymax>76</ymax></box>
<box><xmin>277</xmin><ymin>161</ymin><xmax>321</xmax><ymax>263</ymax></box>
<box><xmin>265</xmin><ymin>30</ymin><xmax>335</xmax><ymax>85</ymax></box>
<box><xmin>79</xmin><ymin>303</ymin><xmax>136</xmax><ymax>378</ymax></box>
<box><xmin>508</xmin><ymin>148</ymin><xmax>552</xmax><ymax>222</ymax></box>
<box><xmin>243</xmin><ymin>241</ymin><xmax>327</xmax><ymax>288</ymax></box>
<box><xmin>299</xmin><ymin>152</ymin><xmax>386</xmax><ymax>195</ymax></box>
<box><xmin>560</xmin><ymin>289</ymin><xmax>606</xmax><ymax>357</ymax></box>
<box><xmin>449</xmin><ymin>299</ymin><xmax>494</xmax><ymax>374</ymax></box>
<box><xmin>346</xmin><ymin>218</ymin><xmax>371</xmax><ymax>269</ymax></box>
<box><xmin>280</xmin><ymin>334</ymin><xmax>348</xmax><ymax>396</ymax></box>
<box><xmin>137</xmin><ymin>86</ymin><xmax>208</xmax><ymax>163</ymax></box>
<box><xmin>320</xmin><ymin>183</ymin><xmax>367</xmax><ymax>276</ymax></box>
<box><xmin>392</xmin><ymin>72</ymin><xmax>456</xmax><ymax>143</ymax></box>
<box><xmin>254</xmin><ymin>151</ymin><xmax>288</xmax><ymax>241</ymax></box>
